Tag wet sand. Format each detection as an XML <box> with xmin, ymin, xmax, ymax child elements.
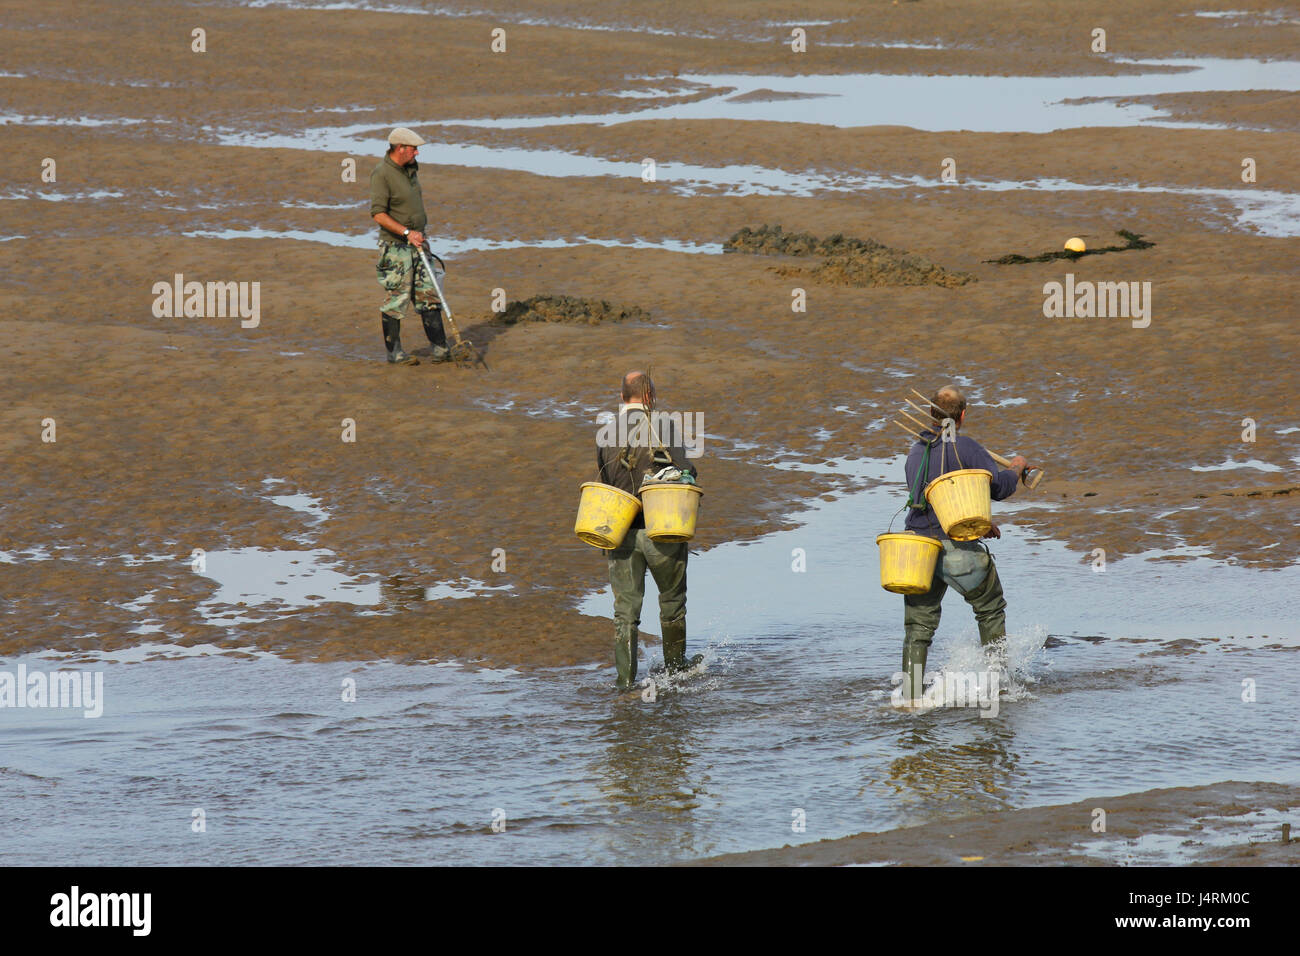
<box><xmin>695</xmin><ymin>780</ymin><xmax>1300</xmax><ymax>866</ymax></box>
<box><xmin>1</xmin><ymin>0</ymin><xmax>1298</xmax><ymax>670</ymax></box>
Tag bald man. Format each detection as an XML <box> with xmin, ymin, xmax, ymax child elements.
<box><xmin>595</xmin><ymin>371</ymin><xmax>701</xmax><ymax>691</ymax></box>
<box><xmin>899</xmin><ymin>385</ymin><xmax>1030</xmax><ymax>699</ymax></box>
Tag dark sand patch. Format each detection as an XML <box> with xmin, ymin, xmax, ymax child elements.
<box><xmin>724</xmin><ymin>223</ymin><xmax>894</xmax><ymax>258</ymax></box>
<box><xmin>726</xmin><ymin>224</ymin><xmax>976</xmax><ymax>288</ymax></box>
<box><xmin>494</xmin><ymin>294</ymin><xmax>652</xmax><ymax>326</ymax></box>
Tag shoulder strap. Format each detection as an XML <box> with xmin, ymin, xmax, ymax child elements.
<box><xmin>907</xmin><ymin>441</ymin><xmax>933</xmax><ymax>512</ymax></box>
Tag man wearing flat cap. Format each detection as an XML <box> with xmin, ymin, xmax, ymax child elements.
<box><xmin>369</xmin><ymin>127</ymin><xmax>450</xmax><ymax>365</ymax></box>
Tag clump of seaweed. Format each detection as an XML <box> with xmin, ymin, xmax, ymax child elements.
<box><xmin>725</xmin><ymin>224</ymin><xmax>976</xmax><ymax>288</ymax></box>
<box><xmin>493</xmin><ymin>295</ymin><xmax>652</xmax><ymax>326</ymax></box>
<box><xmin>985</xmin><ymin>229</ymin><xmax>1155</xmax><ymax>265</ymax></box>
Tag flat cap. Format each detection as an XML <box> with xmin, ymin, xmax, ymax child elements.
<box><xmin>387</xmin><ymin>127</ymin><xmax>426</xmax><ymax>146</ymax></box>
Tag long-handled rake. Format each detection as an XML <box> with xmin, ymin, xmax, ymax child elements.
<box><xmin>893</xmin><ymin>388</ymin><xmax>1044</xmax><ymax>489</ymax></box>
<box><xmin>414</xmin><ymin>245</ymin><xmax>485</xmax><ymax>369</ymax></box>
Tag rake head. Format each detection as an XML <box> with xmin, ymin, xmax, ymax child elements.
<box><xmin>449</xmin><ymin>338</ymin><xmax>484</xmax><ymax>369</ymax></box>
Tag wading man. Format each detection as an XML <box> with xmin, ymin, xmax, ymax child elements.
<box><xmin>369</xmin><ymin>127</ymin><xmax>450</xmax><ymax>365</ymax></box>
<box><xmin>899</xmin><ymin>385</ymin><xmax>1030</xmax><ymax>699</ymax></box>
<box><xmin>596</xmin><ymin>371</ymin><xmax>701</xmax><ymax>691</ymax></box>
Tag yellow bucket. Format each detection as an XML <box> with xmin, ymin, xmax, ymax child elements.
<box><xmin>876</xmin><ymin>533</ymin><xmax>942</xmax><ymax>594</ymax></box>
<box><xmin>641</xmin><ymin>483</ymin><xmax>704</xmax><ymax>542</ymax></box>
<box><xmin>575</xmin><ymin>482</ymin><xmax>641</xmax><ymax>549</ymax></box>
<box><xmin>924</xmin><ymin>468</ymin><xmax>993</xmax><ymax>541</ymax></box>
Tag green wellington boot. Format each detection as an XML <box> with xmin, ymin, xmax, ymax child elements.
<box><xmin>901</xmin><ymin>641</ymin><xmax>929</xmax><ymax>702</ymax></box>
<box><xmin>614</xmin><ymin>622</ymin><xmax>640</xmax><ymax>690</ymax></box>
<box><xmin>661</xmin><ymin>615</ymin><xmax>703</xmax><ymax>673</ymax></box>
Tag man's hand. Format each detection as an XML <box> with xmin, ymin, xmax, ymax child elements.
<box><xmin>372</xmin><ymin>212</ymin><xmax>424</xmax><ymax>246</ymax></box>
<box><xmin>1008</xmin><ymin>455</ymin><xmax>1029</xmax><ymax>476</ymax></box>
<box><xmin>982</xmin><ymin>521</ymin><xmax>1002</xmax><ymax>540</ymax></box>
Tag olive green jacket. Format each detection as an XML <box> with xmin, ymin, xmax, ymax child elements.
<box><xmin>369</xmin><ymin>154</ymin><xmax>428</xmax><ymax>242</ymax></box>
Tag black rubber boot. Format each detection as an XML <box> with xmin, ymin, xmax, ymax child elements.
<box><xmin>381</xmin><ymin>313</ymin><xmax>418</xmax><ymax>365</ymax></box>
<box><xmin>614</xmin><ymin>622</ymin><xmax>639</xmax><ymax>691</ymax></box>
<box><xmin>419</xmin><ymin>306</ymin><xmax>451</xmax><ymax>362</ymax></box>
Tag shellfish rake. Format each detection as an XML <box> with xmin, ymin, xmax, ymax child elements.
<box><xmin>415</xmin><ymin>246</ymin><xmax>485</xmax><ymax>369</ymax></box>
<box><xmin>893</xmin><ymin>389</ymin><xmax>1044</xmax><ymax>489</ymax></box>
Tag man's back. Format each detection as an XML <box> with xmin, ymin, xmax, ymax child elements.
<box><xmin>596</xmin><ymin>408</ymin><xmax>697</xmax><ymax>498</ymax></box>
<box><xmin>904</xmin><ymin>432</ymin><xmax>1016</xmax><ymax>539</ymax></box>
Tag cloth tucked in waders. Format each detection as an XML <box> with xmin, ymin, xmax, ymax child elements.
<box><xmin>900</xmin><ymin>429</ymin><xmax>1019</xmax><ymax>696</ymax></box>
<box><xmin>904</xmin><ymin>539</ymin><xmax>1007</xmax><ymax>652</ymax></box>
<box><xmin>595</xmin><ymin>405</ymin><xmax>699</xmax><ymax>689</ymax></box>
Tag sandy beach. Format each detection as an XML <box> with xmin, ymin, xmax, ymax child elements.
<box><xmin>1</xmin><ymin>0</ymin><xmax>1297</xmax><ymax>868</ymax></box>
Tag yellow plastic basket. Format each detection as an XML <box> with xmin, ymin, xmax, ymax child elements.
<box><xmin>924</xmin><ymin>468</ymin><xmax>993</xmax><ymax>541</ymax></box>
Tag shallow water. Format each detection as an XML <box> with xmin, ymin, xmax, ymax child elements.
<box><xmin>208</xmin><ymin>127</ymin><xmax>1300</xmax><ymax>237</ymax></box>
<box><xmin>182</xmin><ymin>227</ymin><xmax>724</xmax><ymax>254</ymax></box>
<box><xmin>2</xmin><ymin>458</ymin><xmax>1296</xmax><ymax>865</ymax></box>
<box><xmin>416</xmin><ymin>58</ymin><xmax>1300</xmax><ymax>132</ymax></box>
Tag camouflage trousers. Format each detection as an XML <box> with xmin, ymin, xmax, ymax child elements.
<box><xmin>375</xmin><ymin>242</ymin><xmax>441</xmax><ymax>319</ymax></box>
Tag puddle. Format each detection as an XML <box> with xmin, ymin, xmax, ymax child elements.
<box><xmin>424</xmin><ymin>578</ymin><xmax>514</xmax><ymax>601</ymax></box>
<box><xmin>609</xmin><ymin>87</ymin><xmax>695</xmax><ymax>99</ymax></box>
<box><xmin>1189</xmin><ymin>458</ymin><xmax>1285</xmax><ymax>473</ymax></box>
<box><xmin>372</xmin><ymin>58</ymin><xmax>1300</xmax><ymax>132</ymax></box>
<box><xmin>0</xmin><ymin>113</ymin><xmax>146</xmax><ymax>128</ymax></box>
<box><xmin>206</xmin><ymin>123</ymin><xmax>1299</xmax><ymax>236</ymax></box>
<box><xmin>1190</xmin><ymin>9</ymin><xmax>1300</xmax><ymax>25</ymax></box>
<box><xmin>0</xmin><ymin>189</ymin><xmax>125</xmax><ymax>202</ymax></box>
<box><xmin>30</xmin><ymin>641</ymin><xmax>287</xmax><ymax>665</ymax></box>
<box><xmin>195</xmin><ymin>547</ymin><xmax>382</xmax><ymax>622</ymax></box>
<box><xmin>961</xmin><ymin>177</ymin><xmax>1299</xmax><ymax>238</ymax></box>
<box><xmin>520</xmin><ymin>398</ymin><xmax>606</xmax><ymax>421</ymax></box>
<box><xmin>266</xmin><ymin>492</ymin><xmax>330</xmax><ymax>520</ymax></box>
<box><xmin>260</xmin><ymin>477</ymin><xmax>330</xmax><ymax>520</ymax></box>
<box><xmin>282</xmin><ymin>199</ymin><xmax>357</xmax><ymax>210</ymax></box>
<box><xmin>182</xmin><ymin>227</ymin><xmax>722</xmax><ymax>255</ymax></box>
<box><xmin>1068</xmin><ymin>806</ymin><xmax>1297</xmax><ymax>865</ymax></box>
<box><xmin>0</xmin><ymin>546</ymin><xmax>55</xmax><ymax>563</ymax></box>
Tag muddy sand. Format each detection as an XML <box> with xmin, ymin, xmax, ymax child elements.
<box><xmin>0</xmin><ymin>0</ymin><xmax>1297</xmax><ymax>673</ymax></box>
<box><xmin>696</xmin><ymin>780</ymin><xmax>1300</xmax><ymax>866</ymax></box>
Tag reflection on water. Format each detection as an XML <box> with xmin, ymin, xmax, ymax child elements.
<box><xmin>594</xmin><ymin>701</ymin><xmax>704</xmax><ymax>860</ymax></box>
<box><xmin>878</xmin><ymin>724</ymin><xmax>1022</xmax><ymax>818</ymax></box>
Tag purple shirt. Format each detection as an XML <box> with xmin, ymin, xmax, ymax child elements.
<box><xmin>903</xmin><ymin>430</ymin><xmax>1018</xmax><ymax>540</ymax></box>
